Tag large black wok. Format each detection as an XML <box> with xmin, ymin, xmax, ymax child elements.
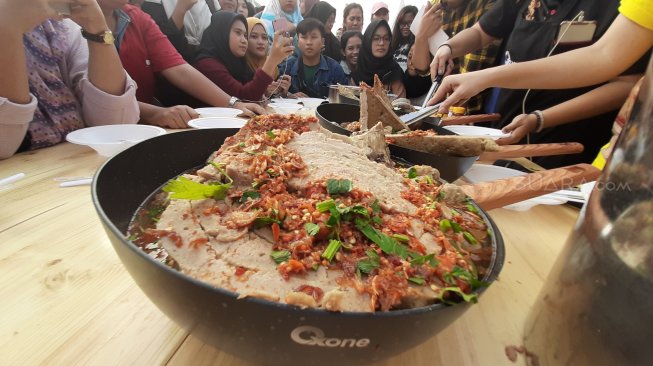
<box><xmin>92</xmin><ymin>128</ymin><xmax>505</xmax><ymax>366</ymax></box>
<box><xmin>316</xmin><ymin>103</ymin><xmax>477</xmax><ymax>182</ymax></box>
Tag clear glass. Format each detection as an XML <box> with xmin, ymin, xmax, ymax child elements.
<box><xmin>523</xmin><ymin>57</ymin><xmax>653</xmax><ymax>365</ymax></box>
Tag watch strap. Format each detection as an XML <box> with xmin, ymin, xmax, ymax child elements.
<box><xmin>81</xmin><ymin>29</ymin><xmax>114</xmax><ymax>45</ymax></box>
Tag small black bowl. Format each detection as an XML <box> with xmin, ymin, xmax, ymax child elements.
<box><xmin>92</xmin><ymin>129</ymin><xmax>504</xmax><ymax>366</ymax></box>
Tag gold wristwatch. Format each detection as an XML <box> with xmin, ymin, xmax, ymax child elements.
<box><xmin>81</xmin><ymin>29</ymin><xmax>115</xmax><ymax>45</ymax></box>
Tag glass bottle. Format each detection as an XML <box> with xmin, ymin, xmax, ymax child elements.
<box><xmin>522</xmin><ymin>57</ymin><xmax>653</xmax><ymax>365</ymax></box>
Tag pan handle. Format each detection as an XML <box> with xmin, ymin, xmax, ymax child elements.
<box><xmin>460</xmin><ymin>163</ymin><xmax>601</xmax><ymax>211</ymax></box>
<box><xmin>439</xmin><ymin>113</ymin><xmax>502</xmax><ymax>126</ymax></box>
<box><xmin>479</xmin><ymin>142</ymin><xmax>585</xmax><ymax>162</ymax></box>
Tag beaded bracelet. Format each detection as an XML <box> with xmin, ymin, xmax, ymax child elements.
<box><xmin>530</xmin><ymin>110</ymin><xmax>545</xmax><ymax>133</ymax></box>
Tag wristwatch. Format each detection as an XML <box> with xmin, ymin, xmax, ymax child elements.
<box><xmin>228</xmin><ymin>96</ymin><xmax>240</xmax><ymax>108</ymax></box>
<box><xmin>81</xmin><ymin>29</ymin><xmax>115</xmax><ymax>45</ymax></box>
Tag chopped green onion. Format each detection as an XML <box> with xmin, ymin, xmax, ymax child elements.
<box><xmin>463</xmin><ymin>231</ymin><xmax>478</xmax><ymax>245</ymax></box>
<box><xmin>439</xmin><ymin>219</ymin><xmax>452</xmax><ymax>232</ymax></box>
<box><xmin>451</xmin><ymin>221</ymin><xmax>463</xmax><ymax>233</ymax></box>
<box><xmin>322</xmin><ymin>239</ymin><xmax>342</xmax><ymax>261</ymax></box>
<box><xmin>407</xmin><ymin>167</ymin><xmax>417</xmax><ymax>179</ymax></box>
<box><xmin>391</xmin><ymin>233</ymin><xmax>410</xmax><ymax>243</ymax></box>
<box><xmin>466</xmin><ymin>202</ymin><xmax>479</xmax><ymax>214</ymax></box>
<box><xmin>408</xmin><ymin>277</ymin><xmax>426</xmax><ymax>285</ymax></box>
<box><xmin>266</xmin><ymin>130</ymin><xmax>276</xmax><ymax>138</ymax></box>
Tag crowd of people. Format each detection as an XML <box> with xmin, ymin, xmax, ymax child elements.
<box><xmin>1</xmin><ymin>0</ymin><xmax>651</xmax><ymax>172</ymax></box>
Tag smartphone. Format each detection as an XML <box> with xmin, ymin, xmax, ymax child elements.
<box><xmin>50</xmin><ymin>2</ymin><xmax>72</xmax><ymax>16</ymax></box>
<box><xmin>273</xmin><ymin>18</ymin><xmax>289</xmax><ymax>34</ymax></box>
<box><xmin>556</xmin><ymin>20</ymin><xmax>597</xmax><ymax>44</ymax></box>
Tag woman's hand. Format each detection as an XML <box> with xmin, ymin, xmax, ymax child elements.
<box><xmin>276</xmin><ymin>75</ymin><xmax>291</xmax><ymax>95</ymax></box>
<box><xmin>0</xmin><ymin>0</ymin><xmax>75</xmax><ymax>34</ymax></box>
<box><xmin>428</xmin><ymin>69</ymin><xmax>490</xmax><ymax>112</ymax></box>
<box><xmin>496</xmin><ymin>113</ymin><xmax>537</xmax><ymax>145</ymax></box>
<box><xmin>67</xmin><ymin>0</ymin><xmax>109</xmax><ymax>33</ymax></box>
<box><xmin>430</xmin><ymin>43</ymin><xmax>455</xmax><ymax>78</ymax></box>
<box><xmin>266</xmin><ymin>76</ymin><xmax>291</xmax><ymax>97</ymax></box>
<box><xmin>390</xmin><ymin>80</ymin><xmax>406</xmax><ymax>99</ymax></box>
<box><xmin>416</xmin><ymin>2</ymin><xmax>443</xmax><ymax>40</ymax></box>
<box><xmin>171</xmin><ymin>0</ymin><xmax>199</xmax><ymax>29</ymax></box>
<box><xmin>268</xmin><ymin>30</ymin><xmax>295</xmax><ymax>65</ymax></box>
<box><xmin>235</xmin><ymin>101</ymin><xmax>266</xmax><ymax>117</ymax></box>
<box><xmin>142</xmin><ymin>105</ymin><xmax>198</xmax><ymax>129</ymax></box>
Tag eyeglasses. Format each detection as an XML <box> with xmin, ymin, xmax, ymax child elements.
<box><xmin>372</xmin><ymin>36</ymin><xmax>390</xmax><ymax>44</ymax></box>
<box><xmin>399</xmin><ymin>22</ymin><xmax>412</xmax><ymax>28</ymax></box>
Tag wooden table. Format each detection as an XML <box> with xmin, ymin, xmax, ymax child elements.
<box><xmin>0</xmin><ymin>142</ymin><xmax>580</xmax><ymax>366</ymax></box>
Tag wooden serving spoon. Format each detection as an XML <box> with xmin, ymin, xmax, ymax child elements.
<box><xmin>479</xmin><ymin>142</ymin><xmax>585</xmax><ymax>162</ymax></box>
<box><xmin>460</xmin><ymin>163</ymin><xmax>601</xmax><ymax>211</ymax></box>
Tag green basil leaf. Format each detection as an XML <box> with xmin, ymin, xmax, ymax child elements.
<box><xmin>355</xmin><ymin>219</ymin><xmax>409</xmax><ymax>259</ymax></box>
<box><xmin>239</xmin><ymin>190</ymin><xmax>260</xmax><ymax>203</ymax></box>
<box><xmin>270</xmin><ymin>250</ymin><xmax>291</xmax><ymax>264</ymax></box>
<box><xmin>437</xmin><ymin>287</ymin><xmax>478</xmax><ymax>304</ymax></box>
<box><xmin>162</xmin><ymin>176</ymin><xmax>231</xmax><ymax>201</ymax></box>
<box><xmin>357</xmin><ymin>249</ymin><xmax>380</xmax><ymax>274</ymax></box>
<box><xmin>304</xmin><ymin>222</ymin><xmax>320</xmax><ymax>236</ymax></box>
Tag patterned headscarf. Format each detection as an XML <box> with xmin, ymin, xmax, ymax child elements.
<box><xmin>261</xmin><ymin>0</ymin><xmax>303</xmax><ymax>38</ymax></box>
<box><xmin>23</xmin><ymin>20</ymin><xmax>84</xmax><ymax>150</ymax></box>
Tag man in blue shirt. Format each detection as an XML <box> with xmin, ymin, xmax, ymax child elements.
<box><xmin>280</xmin><ymin>18</ymin><xmax>347</xmax><ymax>98</ymax></box>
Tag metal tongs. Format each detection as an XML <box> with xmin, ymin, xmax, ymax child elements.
<box><xmin>399</xmin><ymin>102</ymin><xmax>442</xmax><ymax>126</ymax></box>
<box><xmin>397</xmin><ymin>74</ymin><xmax>445</xmax><ymax>127</ymax></box>
<box><xmin>421</xmin><ymin>73</ymin><xmax>444</xmax><ymax>109</ymax></box>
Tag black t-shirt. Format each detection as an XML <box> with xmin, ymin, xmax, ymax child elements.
<box><xmin>476</xmin><ymin>0</ymin><xmax>649</xmax><ymax>168</ymax></box>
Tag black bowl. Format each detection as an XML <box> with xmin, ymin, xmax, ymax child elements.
<box><xmin>92</xmin><ymin>129</ymin><xmax>505</xmax><ymax>366</ymax></box>
<box><xmin>315</xmin><ymin>103</ymin><xmax>477</xmax><ymax>182</ymax></box>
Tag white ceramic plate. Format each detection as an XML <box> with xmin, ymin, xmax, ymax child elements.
<box><xmin>463</xmin><ymin>164</ymin><xmax>567</xmax><ymax>211</ymax></box>
<box><xmin>66</xmin><ymin>124</ymin><xmax>166</xmax><ymax>157</ymax></box>
<box><xmin>194</xmin><ymin>107</ymin><xmax>243</xmax><ymax>118</ymax></box>
<box><xmin>270</xmin><ymin>98</ymin><xmax>301</xmax><ymax>104</ymax></box>
<box><xmin>188</xmin><ymin>117</ymin><xmax>247</xmax><ymax>129</ymax></box>
<box><xmin>297</xmin><ymin>97</ymin><xmax>327</xmax><ymax>109</ymax></box>
<box><xmin>269</xmin><ymin>102</ymin><xmax>304</xmax><ymax>114</ymax></box>
<box><xmin>444</xmin><ymin>125</ymin><xmax>511</xmax><ymax>140</ymax></box>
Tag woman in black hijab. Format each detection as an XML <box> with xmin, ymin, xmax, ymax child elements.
<box><xmin>195</xmin><ymin>12</ymin><xmax>292</xmax><ymax>101</ymax></box>
<box><xmin>352</xmin><ymin>19</ymin><xmax>405</xmax><ymax>97</ymax></box>
<box><xmin>304</xmin><ymin>1</ymin><xmax>341</xmax><ymax>62</ymax></box>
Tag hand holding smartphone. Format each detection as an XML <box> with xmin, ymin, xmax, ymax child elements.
<box><xmin>273</xmin><ymin>18</ymin><xmax>289</xmax><ymax>34</ymax></box>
